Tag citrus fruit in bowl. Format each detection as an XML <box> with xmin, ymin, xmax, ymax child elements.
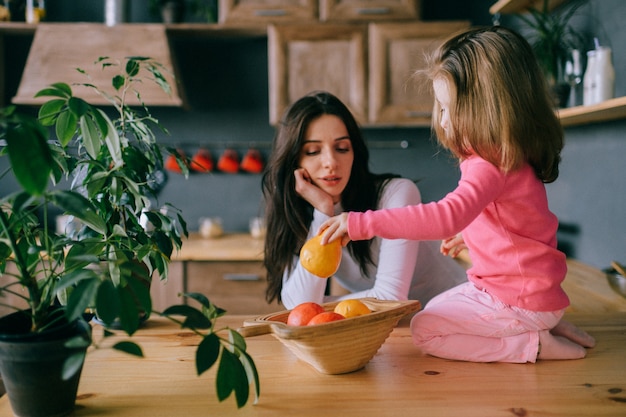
<box><xmin>299</xmin><ymin>233</ymin><xmax>342</xmax><ymax>278</ymax></box>
<box><xmin>334</xmin><ymin>299</ymin><xmax>371</xmax><ymax>318</ymax></box>
<box><xmin>287</xmin><ymin>302</ymin><xmax>325</xmax><ymax>326</ymax></box>
<box><xmin>239</xmin><ymin>298</ymin><xmax>421</xmax><ymax>374</ymax></box>
<box><xmin>306</xmin><ymin>311</ymin><xmax>345</xmax><ymax>325</ymax></box>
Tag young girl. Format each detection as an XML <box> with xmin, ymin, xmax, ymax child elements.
<box><xmin>262</xmin><ymin>91</ymin><xmax>466</xmax><ymax>309</ymax></box>
<box><xmin>320</xmin><ymin>26</ymin><xmax>596</xmax><ymax>363</ymax></box>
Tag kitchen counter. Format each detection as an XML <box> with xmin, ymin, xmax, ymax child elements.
<box><xmin>1</xmin><ymin>312</ymin><xmax>624</xmax><ymax>417</ymax></box>
<box><xmin>172</xmin><ymin>232</ymin><xmax>264</xmax><ymax>262</ymax></box>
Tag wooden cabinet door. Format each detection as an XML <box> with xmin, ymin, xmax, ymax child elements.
<box><xmin>218</xmin><ymin>0</ymin><xmax>318</xmax><ymax>25</ymax></box>
<box><xmin>268</xmin><ymin>23</ymin><xmax>368</xmax><ymax>125</ymax></box>
<box><xmin>319</xmin><ymin>0</ymin><xmax>420</xmax><ymax>22</ymax></box>
<box><xmin>368</xmin><ymin>21</ymin><xmax>469</xmax><ymax>126</ymax></box>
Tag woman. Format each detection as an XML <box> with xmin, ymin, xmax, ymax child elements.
<box><xmin>262</xmin><ymin>91</ymin><xmax>466</xmax><ymax>309</ymax></box>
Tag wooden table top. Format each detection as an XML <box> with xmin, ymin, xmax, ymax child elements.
<box><xmin>1</xmin><ymin>312</ymin><xmax>624</xmax><ymax>417</ymax></box>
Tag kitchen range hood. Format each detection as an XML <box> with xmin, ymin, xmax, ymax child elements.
<box><xmin>13</xmin><ymin>23</ymin><xmax>184</xmax><ymax>107</ymax></box>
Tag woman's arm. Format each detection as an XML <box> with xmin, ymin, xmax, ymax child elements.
<box><xmin>280</xmin><ymin>209</ymin><xmax>331</xmax><ymax>309</ymax></box>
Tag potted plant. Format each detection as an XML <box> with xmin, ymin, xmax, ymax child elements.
<box><xmin>0</xmin><ymin>56</ymin><xmax>258</xmax><ymax>416</ymax></box>
<box><xmin>513</xmin><ymin>0</ymin><xmax>587</xmax><ymax>107</ymax></box>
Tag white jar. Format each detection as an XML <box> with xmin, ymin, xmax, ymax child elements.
<box><xmin>594</xmin><ymin>47</ymin><xmax>615</xmax><ymax>103</ymax></box>
<box><xmin>105</xmin><ymin>0</ymin><xmax>129</xmax><ymax>26</ymax></box>
<box><xmin>583</xmin><ymin>50</ymin><xmax>597</xmax><ymax>106</ymax></box>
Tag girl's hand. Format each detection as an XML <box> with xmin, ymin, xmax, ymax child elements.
<box><xmin>440</xmin><ymin>234</ymin><xmax>467</xmax><ymax>258</ymax></box>
<box><xmin>320</xmin><ymin>213</ymin><xmax>351</xmax><ymax>246</ymax></box>
<box><xmin>294</xmin><ymin>168</ymin><xmax>334</xmax><ymax>216</ymax></box>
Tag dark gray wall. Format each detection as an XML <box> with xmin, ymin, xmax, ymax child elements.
<box><xmin>2</xmin><ymin>0</ymin><xmax>625</xmax><ymax>269</ymax></box>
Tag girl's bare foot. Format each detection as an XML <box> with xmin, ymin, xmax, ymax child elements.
<box><xmin>537</xmin><ymin>330</ymin><xmax>586</xmax><ymax>360</ymax></box>
<box><xmin>550</xmin><ymin>320</ymin><xmax>596</xmax><ymax>348</ymax></box>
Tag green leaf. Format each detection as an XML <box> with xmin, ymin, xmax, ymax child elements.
<box><xmin>125</xmin><ymin>58</ymin><xmax>141</xmax><ymax>77</ymax></box>
<box><xmin>112</xmin><ymin>74</ymin><xmax>125</xmax><ymax>91</ymax></box>
<box><xmin>68</xmin><ymin>96</ymin><xmax>90</xmax><ymax>118</ymax></box>
<box><xmin>161</xmin><ymin>304</ymin><xmax>212</xmax><ymax>329</ymax></box>
<box><xmin>56</xmin><ymin>268</ymin><xmax>99</xmax><ymax>293</ymax></box>
<box><xmin>95</xmin><ymin>279</ymin><xmax>120</xmax><ymax>325</ymax></box>
<box><xmin>50</xmin><ymin>190</ymin><xmax>107</xmax><ymax>235</ymax></box>
<box><xmin>92</xmin><ymin>107</ymin><xmax>110</xmax><ymax>137</ymax></box>
<box><xmin>228</xmin><ymin>328</ymin><xmax>247</xmax><ymax>353</ymax></box>
<box><xmin>55</xmin><ymin>108</ymin><xmax>78</xmax><ymax>147</ymax></box>
<box><xmin>34</xmin><ymin>82</ymin><xmax>72</xmax><ymax>99</ymax></box>
<box><xmin>100</xmin><ymin>109</ymin><xmax>123</xmax><ymax>167</ymax></box>
<box><xmin>62</xmin><ymin>351</ymin><xmax>87</xmax><ymax>381</ymax></box>
<box><xmin>66</xmin><ymin>278</ymin><xmax>100</xmax><ymax>322</ymax></box>
<box><xmin>216</xmin><ymin>349</ymin><xmax>250</xmax><ymax>408</ymax></box>
<box><xmin>117</xmin><ymin>285</ymin><xmax>141</xmax><ymax>335</ymax></box>
<box><xmin>238</xmin><ymin>349</ymin><xmax>260</xmax><ymax>404</ymax></box>
<box><xmin>196</xmin><ymin>333</ymin><xmax>220</xmax><ymax>375</ymax></box>
<box><xmin>38</xmin><ymin>99</ymin><xmax>65</xmax><ymax>126</ymax></box>
<box><xmin>126</xmin><ymin>272</ymin><xmax>152</xmax><ymax>318</ymax></box>
<box><xmin>113</xmin><ymin>341</ymin><xmax>144</xmax><ymax>357</ymax></box>
<box><xmin>5</xmin><ymin>117</ymin><xmax>53</xmax><ymax>195</ymax></box>
<box><xmin>79</xmin><ymin>114</ymin><xmax>101</xmax><ymax>159</ymax></box>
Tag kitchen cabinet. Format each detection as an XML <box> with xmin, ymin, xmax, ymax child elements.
<box><xmin>218</xmin><ymin>0</ymin><xmax>318</xmax><ymax>25</ymax></box>
<box><xmin>319</xmin><ymin>0</ymin><xmax>420</xmax><ymax>22</ymax></box>
<box><xmin>268</xmin><ymin>20</ymin><xmax>468</xmax><ymax>127</ymax></box>
<box><xmin>150</xmin><ymin>234</ymin><xmax>282</xmax><ymax>315</ymax></box>
<box><xmin>2</xmin><ymin>21</ymin><xmax>625</xmax><ymax>127</ymax></box>
<box><xmin>368</xmin><ymin>20</ymin><xmax>469</xmax><ymax>125</ymax></box>
<box><xmin>268</xmin><ymin>22</ymin><xmax>368</xmax><ymax>125</ymax></box>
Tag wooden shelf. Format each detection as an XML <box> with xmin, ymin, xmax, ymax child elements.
<box><xmin>489</xmin><ymin>0</ymin><xmax>567</xmax><ymax>14</ymax></box>
<box><xmin>558</xmin><ymin>96</ymin><xmax>626</xmax><ymax>127</ymax></box>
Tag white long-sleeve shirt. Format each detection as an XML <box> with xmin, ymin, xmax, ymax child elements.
<box><xmin>280</xmin><ymin>178</ymin><xmax>467</xmax><ymax>309</ymax></box>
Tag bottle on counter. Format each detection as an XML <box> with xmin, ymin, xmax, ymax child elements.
<box><xmin>583</xmin><ymin>39</ymin><xmax>615</xmax><ymax>106</ymax></box>
<box><xmin>583</xmin><ymin>50</ymin><xmax>597</xmax><ymax>106</ymax></box>
<box><xmin>594</xmin><ymin>46</ymin><xmax>615</xmax><ymax>103</ymax></box>
<box><xmin>25</xmin><ymin>0</ymin><xmax>44</xmax><ymax>23</ymax></box>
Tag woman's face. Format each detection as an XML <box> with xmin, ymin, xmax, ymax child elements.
<box><xmin>299</xmin><ymin>114</ymin><xmax>354</xmax><ymax>204</ymax></box>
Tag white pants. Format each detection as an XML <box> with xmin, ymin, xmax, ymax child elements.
<box><xmin>410</xmin><ymin>282</ymin><xmax>565</xmax><ymax>363</ymax></box>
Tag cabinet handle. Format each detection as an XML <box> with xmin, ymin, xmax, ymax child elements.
<box><xmin>357</xmin><ymin>7</ymin><xmax>391</xmax><ymax>15</ymax></box>
<box><xmin>405</xmin><ymin>111</ymin><xmax>431</xmax><ymax>118</ymax></box>
<box><xmin>223</xmin><ymin>273</ymin><xmax>261</xmax><ymax>281</ymax></box>
<box><xmin>254</xmin><ymin>9</ymin><xmax>287</xmax><ymax>16</ymax></box>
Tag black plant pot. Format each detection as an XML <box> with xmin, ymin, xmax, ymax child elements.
<box><xmin>0</xmin><ymin>310</ymin><xmax>92</xmax><ymax>417</ymax></box>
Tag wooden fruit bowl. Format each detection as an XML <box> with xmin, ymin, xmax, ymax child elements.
<box><xmin>238</xmin><ymin>298</ymin><xmax>421</xmax><ymax>374</ymax></box>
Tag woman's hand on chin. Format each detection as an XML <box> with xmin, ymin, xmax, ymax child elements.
<box><xmin>294</xmin><ymin>168</ymin><xmax>334</xmax><ymax>216</ymax></box>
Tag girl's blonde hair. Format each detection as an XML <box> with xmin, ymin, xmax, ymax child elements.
<box><xmin>424</xmin><ymin>26</ymin><xmax>563</xmax><ymax>183</ymax></box>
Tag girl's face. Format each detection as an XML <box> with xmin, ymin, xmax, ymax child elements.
<box><xmin>433</xmin><ymin>76</ymin><xmax>453</xmax><ymax>135</ymax></box>
<box><xmin>299</xmin><ymin>114</ymin><xmax>354</xmax><ymax>204</ymax></box>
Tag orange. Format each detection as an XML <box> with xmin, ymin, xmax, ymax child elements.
<box><xmin>287</xmin><ymin>302</ymin><xmax>325</xmax><ymax>326</ymax></box>
<box><xmin>334</xmin><ymin>299</ymin><xmax>371</xmax><ymax>318</ymax></box>
<box><xmin>300</xmin><ymin>233</ymin><xmax>342</xmax><ymax>278</ymax></box>
<box><xmin>307</xmin><ymin>311</ymin><xmax>345</xmax><ymax>325</ymax></box>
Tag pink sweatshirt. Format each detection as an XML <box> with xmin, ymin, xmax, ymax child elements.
<box><xmin>347</xmin><ymin>155</ymin><xmax>569</xmax><ymax>312</ymax></box>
